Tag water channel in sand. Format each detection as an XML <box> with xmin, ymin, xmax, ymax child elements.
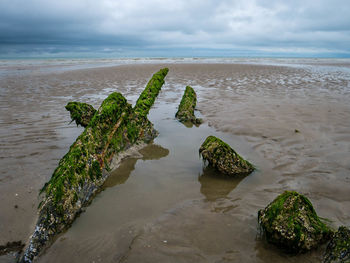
<box><xmin>1</xmin><ymin>60</ymin><xmax>350</xmax><ymax>262</ymax></box>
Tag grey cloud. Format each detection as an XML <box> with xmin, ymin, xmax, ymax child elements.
<box><xmin>0</xmin><ymin>0</ymin><xmax>349</xmax><ymax>56</ymax></box>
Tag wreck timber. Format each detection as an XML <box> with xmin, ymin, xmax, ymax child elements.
<box><xmin>175</xmin><ymin>85</ymin><xmax>202</xmax><ymax>124</ymax></box>
<box><xmin>20</xmin><ymin>68</ymin><xmax>169</xmax><ymax>263</ymax></box>
<box><xmin>65</xmin><ymin>101</ymin><xmax>96</xmax><ymax>128</ymax></box>
<box><xmin>258</xmin><ymin>191</ymin><xmax>332</xmax><ymax>253</ymax></box>
<box><xmin>199</xmin><ymin>135</ymin><xmax>254</xmax><ymax>176</ymax></box>
<box><xmin>324</xmin><ymin>226</ymin><xmax>350</xmax><ymax>263</ymax></box>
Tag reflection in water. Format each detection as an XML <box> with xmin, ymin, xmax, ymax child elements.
<box><xmin>254</xmin><ymin>237</ymin><xmax>324</xmax><ymax>263</ymax></box>
<box><xmin>178</xmin><ymin>110</ymin><xmax>202</xmax><ymax>128</ymax></box>
<box><xmin>103</xmin><ymin>143</ymin><xmax>169</xmax><ymax>189</ymax></box>
<box><xmin>181</xmin><ymin>120</ymin><xmax>201</xmax><ymax>128</ymax></box>
<box><xmin>138</xmin><ymin>143</ymin><xmax>170</xmax><ymax>160</ymax></box>
<box><xmin>198</xmin><ymin>166</ymin><xmax>244</xmax><ymax>201</ymax></box>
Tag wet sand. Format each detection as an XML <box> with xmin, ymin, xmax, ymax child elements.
<box><xmin>0</xmin><ymin>61</ymin><xmax>349</xmax><ymax>262</ymax></box>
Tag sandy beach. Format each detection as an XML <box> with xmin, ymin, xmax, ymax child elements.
<box><xmin>0</xmin><ymin>60</ymin><xmax>349</xmax><ymax>262</ymax></box>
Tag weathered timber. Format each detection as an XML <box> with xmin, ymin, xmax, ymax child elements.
<box><xmin>175</xmin><ymin>86</ymin><xmax>202</xmax><ymax>124</ymax></box>
<box><xmin>258</xmin><ymin>191</ymin><xmax>332</xmax><ymax>253</ymax></box>
<box><xmin>20</xmin><ymin>68</ymin><xmax>168</xmax><ymax>263</ymax></box>
<box><xmin>199</xmin><ymin>135</ymin><xmax>254</xmax><ymax>176</ymax></box>
<box><xmin>134</xmin><ymin>68</ymin><xmax>169</xmax><ymax>117</ymax></box>
<box><xmin>65</xmin><ymin>102</ymin><xmax>96</xmax><ymax>127</ymax></box>
<box><xmin>324</xmin><ymin>226</ymin><xmax>350</xmax><ymax>263</ymax></box>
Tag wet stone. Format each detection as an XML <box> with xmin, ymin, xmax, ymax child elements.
<box><xmin>199</xmin><ymin>135</ymin><xmax>254</xmax><ymax>176</ymax></box>
<box><xmin>258</xmin><ymin>191</ymin><xmax>332</xmax><ymax>253</ymax></box>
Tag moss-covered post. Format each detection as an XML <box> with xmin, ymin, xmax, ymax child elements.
<box><xmin>134</xmin><ymin>68</ymin><xmax>168</xmax><ymax>117</ymax></box>
<box><xmin>175</xmin><ymin>86</ymin><xmax>202</xmax><ymax>125</ymax></box>
<box><xmin>20</xmin><ymin>68</ymin><xmax>168</xmax><ymax>263</ymax></box>
<box><xmin>324</xmin><ymin>226</ymin><xmax>350</xmax><ymax>263</ymax></box>
<box><xmin>258</xmin><ymin>191</ymin><xmax>332</xmax><ymax>253</ymax></box>
<box><xmin>65</xmin><ymin>102</ymin><xmax>96</xmax><ymax>127</ymax></box>
<box><xmin>199</xmin><ymin>135</ymin><xmax>254</xmax><ymax>176</ymax></box>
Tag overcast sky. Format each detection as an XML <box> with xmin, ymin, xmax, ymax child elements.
<box><xmin>0</xmin><ymin>0</ymin><xmax>349</xmax><ymax>57</ymax></box>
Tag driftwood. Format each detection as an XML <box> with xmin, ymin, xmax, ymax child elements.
<box><xmin>20</xmin><ymin>68</ymin><xmax>169</xmax><ymax>263</ymax></box>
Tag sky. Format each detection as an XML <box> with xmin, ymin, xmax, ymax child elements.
<box><xmin>0</xmin><ymin>0</ymin><xmax>349</xmax><ymax>58</ymax></box>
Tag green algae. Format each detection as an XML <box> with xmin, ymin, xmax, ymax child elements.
<box><xmin>199</xmin><ymin>135</ymin><xmax>254</xmax><ymax>176</ymax></box>
<box><xmin>134</xmin><ymin>68</ymin><xmax>169</xmax><ymax>117</ymax></box>
<box><xmin>324</xmin><ymin>226</ymin><xmax>350</xmax><ymax>263</ymax></box>
<box><xmin>258</xmin><ymin>191</ymin><xmax>332</xmax><ymax>253</ymax></box>
<box><xmin>175</xmin><ymin>86</ymin><xmax>202</xmax><ymax>125</ymax></box>
<box><xmin>65</xmin><ymin>102</ymin><xmax>96</xmax><ymax>127</ymax></box>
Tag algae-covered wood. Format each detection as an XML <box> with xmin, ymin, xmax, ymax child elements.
<box><xmin>134</xmin><ymin>68</ymin><xmax>169</xmax><ymax>117</ymax></box>
<box><xmin>65</xmin><ymin>101</ymin><xmax>96</xmax><ymax>127</ymax></box>
<box><xmin>324</xmin><ymin>226</ymin><xmax>350</xmax><ymax>263</ymax></box>
<box><xmin>258</xmin><ymin>191</ymin><xmax>332</xmax><ymax>253</ymax></box>
<box><xmin>20</xmin><ymin>68</ymin><xmax>168</xmax><ymax>263</ymax></box>
<box><xmin>175</xmin><ymin>86</ymin><xmax>202</xmax><ymax>124</ymax></box>
<box><xmin>199</xmin><ymin>135</ymin><xmax>254</xmax><ymax>176</ymax></box>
